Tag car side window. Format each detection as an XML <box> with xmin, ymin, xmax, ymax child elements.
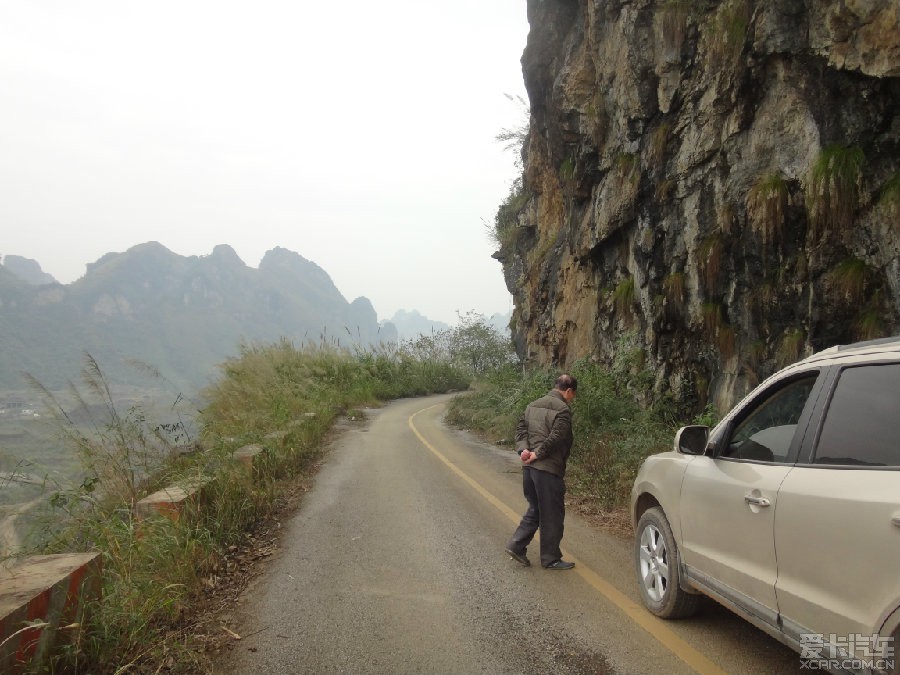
<box><xmin>813</xmin><ymin>363</ymin><xmax>900</xmax><ymax>467</ymax></box>
<box><xmin>722</xmin><ymin>375</ymin><xmax>818</xmax><ymax>463</ymax></box>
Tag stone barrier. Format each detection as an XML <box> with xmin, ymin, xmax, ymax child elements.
<box><xmin>0</xmin><ymin>553</ymin><xmax>101</xmax><ymax>674</ymax></box>
<box><xmin>232</xmin><ymin>443</ymin><xmax>266</xmax><ymax>475</ymax></box>
<box><xmin>135</xmin><ymin>477</ymin><xmax>212</xmax><ymax>521</ymax></box>
<box><xmin>0</xmin><ymin>429</ymin><xmax>282</xmax><ymax>671</ymax></box>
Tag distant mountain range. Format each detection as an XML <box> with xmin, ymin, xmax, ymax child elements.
<box><xmin>0</xmin><ymin>243</ymin><xmax>405</xmax><ymax>394</ymax></box>
<box><xmin>387</xmin><ymin>309</ymin><xmax>451</xmax><ymax>340</ymax></box>
<box><xmin>387</xmin><ymin>309</ymin><xmax>511</xmax><ymax>341</ymax></box>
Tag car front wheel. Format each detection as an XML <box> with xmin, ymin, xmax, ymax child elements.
<box><xmin>634</xmin><ymin>506</ymin><xmax>700</xmax><ymax>619</ymax></box>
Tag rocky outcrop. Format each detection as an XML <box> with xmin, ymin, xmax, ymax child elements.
<box><xmin>0</xmin><ymin>255</ymin><xmax>57</xmax><ymax>286</ymax></box>
<box><xmin>497</xmin><ymin>0</ymin><xmax>900</xmax><ymax>413</ymax></box>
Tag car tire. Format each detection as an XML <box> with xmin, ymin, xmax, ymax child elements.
<box><xmin>634</xmin><ymin>506</ymin><xmax>700</xmax><ymax>619</ymax></box>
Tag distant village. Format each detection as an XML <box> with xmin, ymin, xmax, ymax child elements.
<box><xmin>0</xmin><ymin>399</ymin><xmax>41</xmax><ymax>418</ymax></box>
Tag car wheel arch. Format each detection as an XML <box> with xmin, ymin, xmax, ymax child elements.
<box><xmin>633</xmin><ymin>492</ymin><xmax>662</xmax><ymax>528</ymax></box>
<box><xmin>879</xmin><ymin>604</ymin><xmax>900</xmax><ymax>657</ymax></box>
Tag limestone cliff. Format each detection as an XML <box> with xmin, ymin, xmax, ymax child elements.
<box><xmin>496</xmin><ymin>0</ymin><xmax>900</xmax><ymax>413</ymax></box>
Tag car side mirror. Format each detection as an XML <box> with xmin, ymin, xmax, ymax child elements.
<box><xmin>674</xmin><ymin>425</ymin><xmax>709</xmax><ymax>455</ymax></box>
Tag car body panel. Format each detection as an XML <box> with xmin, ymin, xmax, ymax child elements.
<box><xmin>630</xmin><ymin>451</ymin><xmax>693</xmax><ymax>547</ymax></box>
<box><xmin>680</xmin><ymin>457</ymin><xmax>791</xmax><ymax>617</ymax></box>
<box><xmin>775</xmin><ymin>466</ymin><xmax>900</xmax><ymax>651</ymax></box>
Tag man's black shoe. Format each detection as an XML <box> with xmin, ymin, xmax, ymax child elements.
<box><xmin>544</xmin><ymin>559</ymin><xmax>575</xmax><ymax>570</ymax></box>
<box><xmin>505</xmin><ymin>548</ymin><xmax>531</xmax><ymax>567</ymax></box>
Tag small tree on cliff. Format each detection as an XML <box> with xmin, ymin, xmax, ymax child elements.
<box><xmin>494</xmin><ymin>93</ymin><xmax>529</xmax><ymax>170</ymax></box>
<box><xmin>490</xmin><ymin>93</ymin><xmax>530</xmax><ymax>251</ymax></box>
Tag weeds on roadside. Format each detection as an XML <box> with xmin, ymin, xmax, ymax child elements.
<box><xmin>22</xmin><ymin>354</ymin><xmax>197</xmax><ymax>548</ymax></box>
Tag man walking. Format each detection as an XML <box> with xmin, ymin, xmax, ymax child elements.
<box><xmin>505</xmin><ymin>374</ymin><xmax>578</xmax><ymax>570</ymax></box>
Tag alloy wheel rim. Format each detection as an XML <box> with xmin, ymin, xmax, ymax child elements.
<box><xmin>638</xmin><ymin>523</ymin><xmax>669</xmax><ymax>602</ymax></box>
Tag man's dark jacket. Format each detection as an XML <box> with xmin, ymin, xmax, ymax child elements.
<box><xmin>515</xmin><ymin>389</ymin><xmax>573</xmax><ymax>477</ymax></box>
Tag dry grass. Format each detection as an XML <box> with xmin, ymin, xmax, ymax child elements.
<box><xmin>613</xmin><ymin>277</ymin><xmax>637</xmax><ymax>317</ymax></box>
<box><xmin>699</xmin><ymin>233</ymin><xmax>725</xmax><ymax>295</ymax></box>
<box><xmin>806</xmin><ymin>145</ymin><xmax>864</xmax><ymax>241</ymax></box>
<box><xmin>831</xmin><ymin>258</ymin><xmax>868</xmax><ymax>304</ymax></box>
<box><xmin>659</xmin><ymin>1</ymin><xmax>689</xmax><ymax>59</ymax></box>
<box><xmin>647</xmin><ymin>122</ymin><xmax>672</xmax><ymax>168</ymax></box>
<box><xmin>655</xmin><ymin>178</ymin><xmax>675</xmax><ymax>202</ymax></box>
<box><xmin>704</xmin><ymin>0</ymin><xmax>751</xmax><ymax>70</ymax></box>
<box><xmin>747</xmin><ymin>172</ymin><xmax>789</xmax><ymax>266</ymax></box>
<box><xmin>663</xmin><ymin>272</ymin><xmax>686</xmax><ymax>314</ymax></box>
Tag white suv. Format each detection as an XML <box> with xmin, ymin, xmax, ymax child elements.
<box><xmin>631</xmin><ymin>337</ymin><xmax>900</xmax><ymax>674</ymax></box>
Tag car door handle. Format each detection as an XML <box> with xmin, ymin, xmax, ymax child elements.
<box><xmin>744</xmin><ymin>495</ymin><xmax>771</xmax><ymax>507</ymax></box>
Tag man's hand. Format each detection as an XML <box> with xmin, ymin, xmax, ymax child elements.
<box><xmin>521</xmin><ymin>449</ymin><xmax>537</xmax><ymax>464</ymax></box>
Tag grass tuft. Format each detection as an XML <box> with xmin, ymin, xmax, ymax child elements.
<box><xmin>705</xmin><ymin>0</ymin><xmax>751</xmax><ymax>69</ymax></box>
<box><xmin>747</xmin><ymin>172</ymin><xmax>789</xmax><ymax>265</ymax></box>
<box><xmin>662</xmin><ymin>272</ymin><xmax>686</xmax><ymax>316</ymax></box>
<box><xmin>613</xmin><ymin>277</ymin><xmax>637</xmax><ymax>317</ymax></box>
<box><xmin>831</xmin><ymin>258</ymin><xmax>868</xmax><ymax>304</ymax></box>
<box><xmin>699</xmin><ymin>233</ymin><xmax>725</xmax><ymax>295</ymax></box>
<box><xmin>806</xmin><ymin>145</ymin><xmax>864</xmax><ymax>240</ymax></box>
<box><xmin>877</xmin><ymin>172</ymin><xmax>900</xmax><ymax>228</ymax></box>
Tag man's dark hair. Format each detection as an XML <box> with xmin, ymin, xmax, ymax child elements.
<box><xmin>555</xmin><ymin>374</ymin><xmax>578</xmax><ymax>391</ymax></box>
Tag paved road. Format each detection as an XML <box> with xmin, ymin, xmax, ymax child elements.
<box><xmin>216</xmin><ymin>394</ymin><xmax>803</xmax><ymax>675</ymax></box>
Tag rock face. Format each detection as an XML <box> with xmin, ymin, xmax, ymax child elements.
<box><xmin>1</xmin><ymin>255</ymin><xmax>57</xmax><ymax>286</ymax></box>
<box><xmin>496</xmin><ymin>0</ymin><xmax>900</xmax><ymax>413</ymax></box>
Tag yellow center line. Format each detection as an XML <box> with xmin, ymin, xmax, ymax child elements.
<box><xmin>409</xmin><ymin>404</ymin><xmax>728</xmax><ymax>675</ymax></box>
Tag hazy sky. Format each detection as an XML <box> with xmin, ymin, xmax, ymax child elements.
<box><xmin>0</xmin><ymin>1</ymin><xmax>529</xmax><ymax>325</ymax></box>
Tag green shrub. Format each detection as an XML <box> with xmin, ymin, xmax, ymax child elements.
<box><xmin>559</xmin><ymin>156</ymin><xmax>576</xmax><ymax>183</ymax></box>
<box><xmin>705</xmin><ymin>0</ymin><xmax>750</xmax><ymax>69</ymax></box>
<box><xmin>614</xmin><ymin>153</ymin><xmax>640</xmax><ymax>189</ymax></box>
<box><xmin>492</xmin><ymin>177</ymin><xmax>529</xmax><ymax>250</ymax></box>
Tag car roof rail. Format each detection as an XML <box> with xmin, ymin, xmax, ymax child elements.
<box><xmin>807</xmin><ymin>334</ymin><xmax>900</xmax><ymax>360</ymax></box>
<box><xmin>833</xmin><ymin>335</ymin><xmax>900</xmax><ymax>351</ymax></box>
